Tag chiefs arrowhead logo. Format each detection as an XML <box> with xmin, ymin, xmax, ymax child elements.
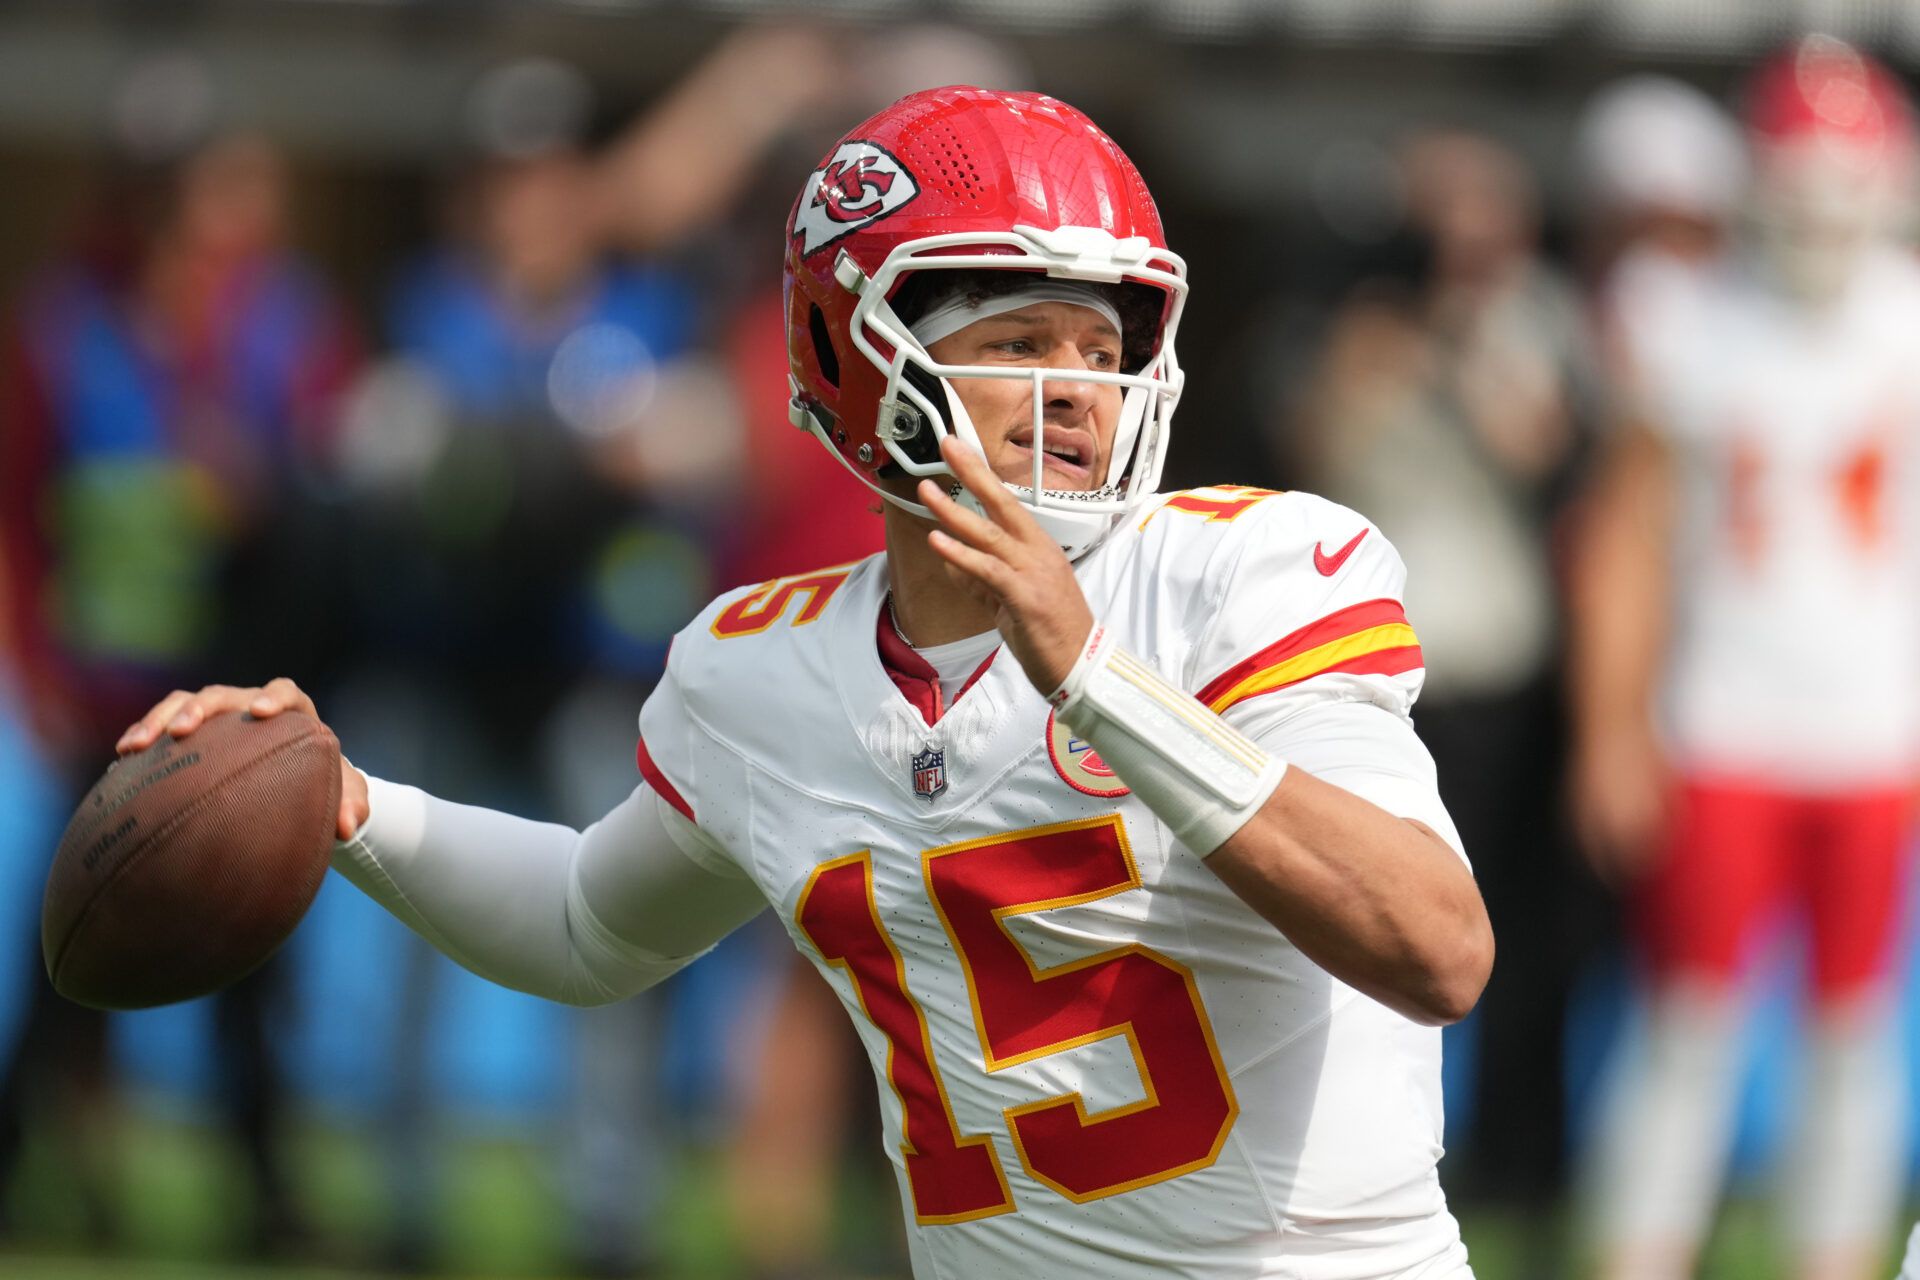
<box><xmin>794</xmin><ymin>141</ymin><xmax>919</xmax><ymax>255</ymax></box>
<box><xmin>822</xmin><ymin>156</ymin><xmax>897</xmax><ymax>219</ymax></box>
<box><xmin>1046</xmin><ymin>707</ymin><xmax>1130</xmax><ymax>798</ymax></box>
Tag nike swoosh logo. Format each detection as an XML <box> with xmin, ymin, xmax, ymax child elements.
<box><xmin>1313</xmin><ymin>527</ymin><xmax>1370</xmax><ymax>576</ymax></box>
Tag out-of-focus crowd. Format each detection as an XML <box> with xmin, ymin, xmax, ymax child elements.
<box><xmin>1</xmin><ymin>20</ymin><xmax>1917</xmax><ymax>1280</ymax></box>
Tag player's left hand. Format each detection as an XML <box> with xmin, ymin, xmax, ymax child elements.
<box><xmin>919</xmin><ymin>435</ymin><xmax>1094</xmax><ymax>696</ymax></box>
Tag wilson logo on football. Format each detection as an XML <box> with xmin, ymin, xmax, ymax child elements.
<box><xmin>794</xmin><ymin>141</ymin><xmax>919</xmax><ymax>255</ymax></box>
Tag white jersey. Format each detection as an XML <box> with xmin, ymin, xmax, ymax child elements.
<box><xmin>1609</xmin><ymin>245</ymin><xmax>1920</xmax><ymax>786</ymax></box>
<box><xmin>638</xmin><ymin>486</ymin><xmax>1471</xmax><ymax>1280</ymax></box>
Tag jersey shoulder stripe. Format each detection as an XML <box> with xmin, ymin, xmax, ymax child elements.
<box><xmin>1196</xmin><ymin>597</ymin><xmax>1422</xmax><ymax>714</ymax></box>
<box><xmin>635</xmin><ymin>736</ymin><xmax>695</xmax><ymax>824</ymax></box>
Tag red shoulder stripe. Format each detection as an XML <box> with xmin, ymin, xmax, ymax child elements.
<box><xmin>635</xmin><ymin>737</ymin><xmax>695</xmax><ymax>825</ymax></box>
<box><xmin>1315</xmin><ymin>644</ymin><xmax>1425</xmax><ymax>684</ymax></box>
<box><xmin>1196</xmin><ymin>598</ymin><xmax>1408</xmax><ymax>708</ymax></box>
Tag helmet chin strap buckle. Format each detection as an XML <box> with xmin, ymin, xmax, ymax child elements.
<box><xmin>789</xmin><ymin>391</ymin><xmax>832</xmax><ymax>437</ymax></box>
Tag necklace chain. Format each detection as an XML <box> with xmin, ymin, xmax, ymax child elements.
<box><xmin>886</xmin><ymin>594</ymin><xmax>916</xmax><ymax>650</ymax></box>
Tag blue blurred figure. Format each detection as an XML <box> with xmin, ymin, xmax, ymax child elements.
<box><xmin>326</xmin><ymin>57</ymin><xmax>705</xmax><ymax>1275</ymax></box>
<box><xmin>0</xmin><ymin>82</ymin><xmax>359</xmax><ymax>1254</ymax></box>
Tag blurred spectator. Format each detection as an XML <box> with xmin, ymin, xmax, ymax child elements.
<box><xmin>1572</xmin><ymin>37</ymin><xmax>1920</xmax><ymax>1280</ymax></box>
<box><xmin>0</xmin><ymin>76</ymin><xmax>359</xmax><ymax>1254</ymax></box>
<box><xmin>2</xmin><ymin>130</ymin><xmax>356</xmax><ymax>760</ymax></box>
<box><xmin>333</xmin><ymin>54</ymin><xmax>707</xmax><ymax>1273</ymax></box>
<box><xmin>1288</xmin><ymin>129</ymin><xmax>1604</xmax><ymax>1269</ymax></box>
<box><xmin>594</xmin><ymin>22</ymin><xmax>889</xmax><ymax>590</ymax></box>
<box><xmin>1572</xmin><ymin>73</ymin><xmax>1749</xmax><ymax>287</ymax></box>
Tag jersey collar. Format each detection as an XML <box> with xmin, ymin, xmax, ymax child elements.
<box><xmin>875</xmin><ymin>598</ymin><xmax>998</xmax><ymax>727</ymax></box>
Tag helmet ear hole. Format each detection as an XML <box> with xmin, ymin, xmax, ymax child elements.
<box><xmin>808</xmin><ymin>304</ymin><xmax>840</xmax><ymax>388</ymax></box>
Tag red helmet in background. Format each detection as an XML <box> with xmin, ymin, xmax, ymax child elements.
<box><xmin>1747</xmin><ymin>34</ymin><xmax>1913</xmax><ymax>162</ymax></box>
<box><xmin>1742</xmin><ymin>35</ymin><xmax>1916</xmax><ymax>299</ymax></box>
<box><xmin>784</xmin><ymin>86</ymin><xmax>1187</xmax><ymax>558</ymax></box>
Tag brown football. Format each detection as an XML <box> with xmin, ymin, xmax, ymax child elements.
<box><xmin>41</xmin><ymin>710</ymin><xmax>340</xmax><ymax>1010</ymax></box>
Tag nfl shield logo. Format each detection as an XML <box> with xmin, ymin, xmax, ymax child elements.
<box><xmin>910</xmin><ymin>747</ymin><xmax>947</xmax><ymax>801</ymax></box>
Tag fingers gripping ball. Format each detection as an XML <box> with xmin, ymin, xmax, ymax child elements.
<box><xmin>41</xmin><ymin>711</ymin><xmax>340</xmax><ymax>1010</ymax></box>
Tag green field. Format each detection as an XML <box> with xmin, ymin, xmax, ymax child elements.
<box><xmin>0</xmin><ymin>1103</ymin><xmax>898</xmax><ymax>1279</ymax></box>
<box><xmin>0</xmin><ymin>1106</ymin><xmax>1909</xmax><ymax>1279</ymax></box>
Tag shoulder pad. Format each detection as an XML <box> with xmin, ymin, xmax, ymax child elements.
<box><xmin>1178</xmin><ymin>491</ymin><xmax>1421</xmax><ymax>717</ymax></box>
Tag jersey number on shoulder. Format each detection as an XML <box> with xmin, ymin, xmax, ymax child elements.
<box><xmin>796</xmin><ymin>814</ymin><xmax>1238</xmax><ymax>1224</ymax></box>
<box><xmin>1139</xmin><ymin>484</ymin><xmax>1279</xmax><ymax>530</ymax></box>
<box><xmin>710</xmin><ymin>568</ymin><xmax>852</xmax><ymax>639</ymax></box>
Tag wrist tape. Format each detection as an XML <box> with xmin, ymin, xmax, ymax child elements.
<box><xmin>1049</xmin><ymin>624</ymin><xmax>1288</xmax><ymax>856</ymax></box>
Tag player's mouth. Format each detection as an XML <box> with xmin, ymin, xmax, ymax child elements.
<box><xmin>1002</xmin><ymin>426</ymin><xmax>1097</xmax><ymax>488</ymax></box>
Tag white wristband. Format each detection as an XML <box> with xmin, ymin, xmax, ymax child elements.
<box><xmin>1047</xmin><ymin>622</ymin><xmax>1118</xmax><ymax>710</ymax></box>
<box><xmin>1052</xmin><ymin>624</ymin><xmax>1288</xmax><ymax>857</ymax></box>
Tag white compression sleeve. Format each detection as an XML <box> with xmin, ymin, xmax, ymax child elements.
<box><xmin>332</xmin><ymin>775</ymin><xmax>767</xmax><ymax>1006</ymax></box>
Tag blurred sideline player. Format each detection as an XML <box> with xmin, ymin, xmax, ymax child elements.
<box><xmin>121</xmin><ymin>87</ymin><xmax>1493</xmax><ymax>1278</ymax></box>
<box><xmin>1571</xmin><ymin>37</ymin><xmax>1920</xmax><ymax>1280</ymax></box>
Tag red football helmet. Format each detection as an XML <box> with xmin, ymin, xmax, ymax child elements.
<box><xmin>1743</xmin><ymin>35</ymin><xmax>1916</xmax><ymax>298</ymax></box>
<box><xmin>1747</xmin><ymin>34</ymin><xmax>1913</xmax><ymax>161</ymax></box>
<box><xmin>784</xmin><ymin>86</ymin><xmax>1187</xmax><ymax>557</ymax></box>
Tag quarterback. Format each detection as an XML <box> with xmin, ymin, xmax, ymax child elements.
<box><xmin>118</xmin><ymin>88</ymin><xmax>1491</xmax><ymax>1279</ymax></box>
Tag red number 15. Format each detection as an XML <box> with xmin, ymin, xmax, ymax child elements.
<box><xmin>795</xmin><ymin>814</ymin><xmax>1238</xmax><ymax>1224</ymax></box>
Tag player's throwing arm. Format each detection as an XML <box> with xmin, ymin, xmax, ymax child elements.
<box><xmin>926</xmin><ymin>439</ymin><xmax>1491</xmax><ymax>1027</ymax></box>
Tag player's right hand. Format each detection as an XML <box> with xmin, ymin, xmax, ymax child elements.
<box><xmin>115</xmin><ymin>679</ymin><xmax>370</xmax><ymax>841</ymax></box>
<box><xmin>1570</xmin><ymin>724</ymin><xmax>1671</xmax><ymax>885</ymax></box>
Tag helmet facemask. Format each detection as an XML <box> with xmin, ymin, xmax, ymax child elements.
<box><xmin>805</xmin><ymin>224</ymin><xmax>1187</xmax><ymax>560</ymax></box>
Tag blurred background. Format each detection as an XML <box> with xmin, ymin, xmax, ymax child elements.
<box><xmin>4</xmin><ymin>2</ymin><xmax>1920</xmax><ymax>1278</ymax></box>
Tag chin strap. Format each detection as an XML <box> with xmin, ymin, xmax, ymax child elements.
<box><xmin>1048</xmin><ymin>623</ymin><xmax>1288</xmax><ymax>856</ymax></box>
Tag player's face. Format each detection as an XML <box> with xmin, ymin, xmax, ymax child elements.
<box><xmin>1750</xmin><ymin>139</ymin><xmax>1907</xmax><ymax>300</ymax></box>
<box><xmin>925</xmin><ymin>302</ymin><xmax>1125</xmax><ymax>492</ymax></box>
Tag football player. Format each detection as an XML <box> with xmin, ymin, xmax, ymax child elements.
<box><xmin>1572</xmin><ymin>37</ymin><xmax>1920</xmax><ymax>1280</ymax></box>
<box><xmin>120</xmin><ymin>87</ymin><xmax>1491</xmax><ymax>1279</ymax></box>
